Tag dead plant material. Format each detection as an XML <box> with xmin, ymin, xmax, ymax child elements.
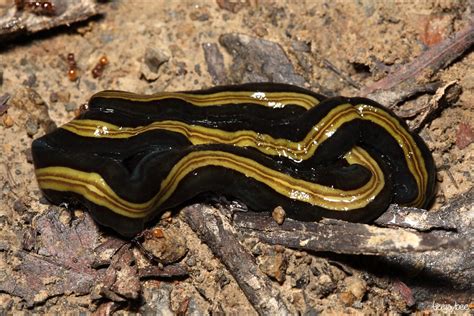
<box><xmin>361</xmin><ymin>24</ymin><xmax>473</xmax><ymax>107</ymax></box>
<box><xmin>0</xmin><ymin>0</ymin><xmax>98</xmax><ymax>43</ymax></box>
<box><xmin>181</xmin><ymin>204</ymin><xmax>290</xmax><ymax>315</ymax></box>
<box><xmin>233</xmin><ymin>213</ymin><xmax>467</xmax><ymax>256</ymax></box>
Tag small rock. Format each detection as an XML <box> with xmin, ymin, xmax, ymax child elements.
<box><xmin>268</xmin><ymin>7</ymin><xmax>286</xmax><ymax>27</ymax></box>
<box><xmin>83</xmin><ymin>79</ymin><xmax>97</xmax><ymax>91</ymax></box>
<box><xmin>216</xmin><ymin>0</ymin><xmax>249</xmax><ymax>13</ymax></box>
<box><xmin>64</xmin><ymin>103</ymin><xmax>77</xmax><ymax>112</ymax></box>
<box><xmin>13</xmin><ymin>199</ymin><xmax>28</xmax><ymax>215</ymax></box>
<box><xmin>187</xmin><ymin>297</ymin><xmax>205</xmax><ymax>315</ymax></box>
<box><xmin>202</xmin><ymin>43</ymin><xmax>226</xmax><ymax>85</ymax></box>
<box><xmin>295</xmin><ymin>271</ymin><xmax>310</xmax><ymax>289</ymax></box>
<box><xmin>141</xmin><ymin>47</ymin><xmax>169</xmax><ymax>82</ymax></box>
<box><xmin>0</xmin><ymin>241</ymin><xmax>9</xmax><ymax>251</ymax></box>
<box><xmin>393</xmin><ymin>279</ymin><xmax>415</xmax><ymax>307</ymax></box>
<box><xmin>219</xmin><ymin>33</ymin><xmax>305</xmax><ymax>85</ymax></box>
<box><xmin>456</xmin><ymin>122</ymin><xmax>473</xmax><ymax>149</ymax></box>
<box><xmin>185</xmin><ymin>256</ymin><xmax>196</xmax><ymax>267</ymax></box>
<box><xmin>272</xmin><ymin>206</ymin><xmax>286</xmax><ymax>225</ymax></box>
<box><xmin>23</xmin><ymin>72</ymin><xmax>37</xmax><ymax>87</ymax></box>
<box><xmin>174</xmin><ymin>61</ymin><xmax>188</xmax><ymax>76</ymax></box>
<box><xmin>141</xmin><ymin>283</ymin><xmax>174</xmax><ymax>316</ymax></box>
<box><xmin>2</xmin><ymin>114</ymin><xmax>14</xmax><ymax>127</ymax></box>
<box><xmin>0</xmin><ymin>93</ymin><xmax>10</xmax><ymax>115</ymax></box>
<box><xmin>189</xmin><ymin>6</ymin><xmax>210</xmax><ymax>21</ymax></box>
<box><xmin>141</xmin><ymin>226</ymin><xmax>188</xmax><ymax>265</ymax></box>
<box><xmin>53</xmin><ymin>91</ymin><xmax>70</xmax><ymax>103</ymax></box>
<box><xmin>343</xmin><ymin>276</ymin><xmax>367</xmax><ymax>302</ymax></box>
<box><xmin>25</xmin><ymin>117</ymin><xmax>39</xmax><ymax>136</ymax></box>
<box><xmin>49</xmin><ymin>92</ymin><xmax>59</xmax><ymax>103</ymax></box>
<box><xmin>291</xmin><ymin>40</ymin><xmax>311</xmax><ymax>53</ymax></box>
<box><xmin>217</xmin><ymin>270</ymin><xmax>230</xmax><ymax>289</ymax></box>
<box><xmin>315</xmin><ymin>274</ymin><xmax>336</xmax><ymax>297</ymax></box>
<box><xmin>339</xmin><ymin>291</ymin><xmax>357</xmax><ymax>306</ymax></box>
<box><xmin>259</xmin><ymin>251</ymin><xmax>287</xmax><ymax>283</ymax></box>
<box><xmin>254</xmin><ymin>25</ymin><xmax>268</xmax><ymax>37</ymax></box>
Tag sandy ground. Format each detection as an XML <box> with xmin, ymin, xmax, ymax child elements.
<box><xmin>0</xmin><ymin>0</ymin><xmax>472</xmax><ymax>314</ymax></box>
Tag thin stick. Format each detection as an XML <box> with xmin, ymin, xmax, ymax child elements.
<box><xmin>181</xmin><ymin>204</ymin><xmax>289</xmax><ymax>315</ymax></box>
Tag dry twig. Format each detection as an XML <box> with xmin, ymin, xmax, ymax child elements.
<box><xmin>361</xmin><ymin>23</ymin><xmax>473</xmax><ymax>107</ymax></box>
<box><xmin>181</xmin><ymin>204</ymin><xmax>289</xmax><ymax>315</ymax></box>
<box><xmin>233</xmin><ymin>213</ymin><xmax>466</xmax><ymax>256</ymax></box>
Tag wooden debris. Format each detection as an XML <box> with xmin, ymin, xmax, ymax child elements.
<box><xmin>233</xmin><ymin>213</ymin><xmax>467</xmax><ymax>256</ymax></box>
<box><xmin>181</xmin><ymin>204</ymin><xmax>290</xmax><ymax>315</ymax></box>
<box><xmin>456</xmin><ymin>121</ymin><xmax>474</xmax><ymax>149</ymax></box>
<box><xmin>410</xmin><ymin>81</ymin><xmax>462</xmax><ymax>131</ymax></box>
<box><xmin>138</xmin><ymin>264</ymin><xmax>189</xmax><ymax>279</ymax></box>
<box><xmin>0</xmin><ymin>207</ymin><xmax>101</xmax><ymax>307</ymax></box>
<box><xmin>379</xmin><ymin>188</ymin><xmax>473</xmax><ymax>290</ymax></box>
<box><xmin>219</xmin><ymin>33</ymin><xmax>305</xmax><ymax>85</ymax></box>
<box><xmin>361</xmin><ymin>24</ymin><xmax>474</xmax><ymax>107</ymax></box>
<box><xmin>94</xmin><ymin>245</ymin><xmax>141</xmax><ymax>302</ymax></box>
<box><xmin>202</xmin><ymin>42</ymin><xmax>226</xmax><ymax>85</ymax></box>
<box><xmin>0</xmin><ymin>0</ymin><xmax>98</xmax><ymax>43</ymax></box>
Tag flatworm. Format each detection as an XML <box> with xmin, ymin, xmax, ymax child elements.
<box><xmin>32</xmin><ymin>83</ymin><xmax>436</xmax><ymax>236</ymax></box>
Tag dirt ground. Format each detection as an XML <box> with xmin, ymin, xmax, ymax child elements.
<box><xmin>0</xmin><ymin>0</ymin><xmax>472</xmax><ymax>314</ymax></box>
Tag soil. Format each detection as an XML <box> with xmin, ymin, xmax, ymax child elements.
<box><xmin>0</xmin><ymin>0</ymin><xmax>472</xmax><ymax>314</ymax></box>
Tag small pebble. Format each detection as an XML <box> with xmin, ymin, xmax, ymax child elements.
<box><xmin>49</xmin><ymin>92</ymin><xmax>59</xmax><ymax>103</ymax></box>
<box><xmin>218</xmin><ymin>273</ymin><xmax>230</xmax><ymax>288</ymax></box>
<box><xmin>189</xmin><ymin>7</ymin><xmax>210</xmax><ymax>21</ymax></box>
<box><xmin>141</xmin><ymin>226</ymin><xmax>188</xmax><ymax>264</ymax></box>
<box><xmin>23</xmin><ymin>73</ymin><xmax>37</xmax><ymax>87</ymax></box>
<box><xmin>272</xmin><ymin>206</ymin><xmax>286</xmax><ymax>225</ymax></box>
<box><xmin>25</xmin><ymin>117</ymin><xmax>38</xmax><ymax>136</ymax></box>
<box><xmin>254</xmin><ymin>25</ymin><xmax>268</xmax><ymax>37</ymax></box>
<box><xmin>344</xmin><ymin>276</ymin><xmax>367</xmax><ymax>302</ymax></box>
<box><xmin>24</xmin><ymin>148</ymin><xmax>33</xmax><ymax>164</ymax></box>
<box><xmin>144</xmin><ymin>47</ymin><xmax>169</xmax><ymax>74</ymax></box>
<box><xmin>2</xmin><ymin>114</ymin><xmax>14</xmax><ymax>127</ymax></box>
<box><xmin>259</xmin><ymin>252</ymin><xmax>287</xmax><ymax>283</ymax></box>
<box><xmin>64</xmin><ymin>103</ymin><xmax>77</xmax><ymax>112</ymax></box>
<box><xmin>185</xmin><ymin>256</ymin><xmax>196</xmax><ymax>267</ymax></box>
<box><xmin>13</xmin><ymin>199</ymin><xmax>28</xmax><ymax>215</ymax></box>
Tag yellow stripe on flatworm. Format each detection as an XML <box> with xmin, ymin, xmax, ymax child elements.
<box><xmin>92</xmin><ymin>90</ymin><xmax>319</xmax><ymax>110</ymax></box>
<box><xmin>35</xmin><ymin>147</ymin><xmax>384</xmax><ymax>218</ymax></box>
<box><xmin>355</xmin><ymin>104</ymin><xmax>427</xmax><ymax>207</ymax></box>
<box><xmin>62</xmin><ymin>104</ymin><xmax>358</xmax><ymax>162</ymax></box>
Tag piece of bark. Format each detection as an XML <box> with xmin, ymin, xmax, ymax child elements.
<box><xmin>410</xmin><ymin>81</ymin><xmax>462</xmax><ymax>131</ymax></box>
<box><xmin>375</xmin><ymin>205</ymin><xmax>457</xmax><ymax>232</ymax></box>
<box><xmin>233</xmin><ymin>213</ymin><xmax>467</xmax><ymax>256</ymax></box>
<box><xmin>378</xmin><ymin>188</ymin><xmax>474</xmax><ymax>300</ymax></box>
<box><xmin>181</xmin><ymin>204</ymin><xmax>290</xmax><ymax>315</ymax></box>
<box><xmin>0</xmin><ymin>93</ymin><xmax>10</xmax><ymax>115</ymax></box>
<box><xmin>0</xmin><ymin>208</ymin><xmax>101</xmax><ymax>307</ymax></box>
<box><xmin>377</xmin><ymin>187</ymin><xmax>472</xmax><ymax>233</ymax></box>
<box><xmin>93</xmin><ymin>245</ymin><xmax>141</xmax><ymax>302</ymax></box>
<box><xmin>361</xmin><ymin>23</ymin><xmax>473</xmax><ymax>107</ymax></box>
<box><xmin>138</xmin><ymin>264</ymin><xmax>189</xmax><ymax>279</ymax></box>
<box><xmin>202</xmin><ymin>42</ymin><xmax>227</xmax><ymax>85</ymax></box>
<box><xmin>0</xmin><ymin>0</ymin><xmax>98</xmax><ymax>43</ymax></box>
<box><xmin>219</xmin><ymin>33</ymin><xmax>305</xmax><ymax>86</ymax></box>
<box><xmin>381</xmin><ymin>188</ymin><xmax>473</xmax><ymax>291</ymax></box>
